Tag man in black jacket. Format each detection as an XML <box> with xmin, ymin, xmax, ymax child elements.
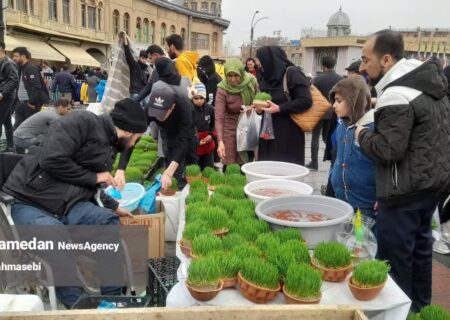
<box><xmin>0</xmin><ymin>41</ymin><xmax>18</xmax><ymax>152</ymax></box>
<box><xmin>356</xmin><ymin>29</ymin><xmax>450</xmax><ymax>312</ymax></box>
<box><xmin>12</xmin><ymin>47</ymin><xmax>50</xmax><ymax>129</ymax></box>
<box><xmin>3</xmin><ymin>98</ymin><xmax>147</xmax><ymax>307</ymax></box>
<box><xmin>51</xmin><ymin>65</ymin><xmax>77</xmax><ymax>102</ymax></box>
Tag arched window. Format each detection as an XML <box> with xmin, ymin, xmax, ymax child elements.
<box><xmin>200</xmin><ymin>1</ymin><xmax>208</xmax><ymax>12</ymax></box>
<box><xmin>123</xmin><ymin>12</ymin><xmax>130</xmax><ymax>35</ymax></box>
<box><xmin>160</xmin><ymin>23</ymin><xmax>166</xmax><ymax>45</ymax></box>
<box><xmin>212</xmin><ymin>32</ymin><xmax>218</xmax><ymax>56</ymax></box>
<box><xmin>181</xmin><ymin>28</ymin><xmax>186</xmax><ymax>41</ymax></box>
<box><xmin>210</xmin><ymin>2</ymin><xmax>217</xmax><ymax>15</ymax></box>
<box><xmin>170</xmin><ymin>25</ymin><xmax>176</xmax><ymax>35</ymax></box>
<box><xmin>143</xmin><ymin>18</ymin><xmax>149</xmax><ymax>43</ymax></box>
<box><xmin>190</xmin><ymin>2</ymin><xmax>197</xmax><ymax>11</ymax></box>
<box><xmin>135</xmin><ymin>17</ymin><xmax>142</xmax><ymax>42</ymax></box>
<box><xmin>112</xmin><ymin>10</ymin><xmax>120</xmax><ymax>37</ymax></box>
<box><xmin>150</xmin><ymin>21</ymin><xmax>155</xmax><ymax>44</ymax></box>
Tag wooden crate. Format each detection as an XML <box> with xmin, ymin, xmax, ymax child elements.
<box><xmin>0</xmin><ymin>305</ymin><xmax>368</xmax><ymax>320</ymax></box>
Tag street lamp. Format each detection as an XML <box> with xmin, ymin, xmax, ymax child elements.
<box><xmin>249</xmin><ymin>11</ymin><xmax>269</xmax><ymax>58</ymax></box>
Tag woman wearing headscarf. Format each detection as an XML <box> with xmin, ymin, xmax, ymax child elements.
<box><xmin>256</xmin><ymin>46</ymin><xmax>312</xmax><ymax>165</ymax></box>
<box><xmin>215</xmin><ymin>58</ymin><xmax>258</xmax><ymax>165</ymax></box>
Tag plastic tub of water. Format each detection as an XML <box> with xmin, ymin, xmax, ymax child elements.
<box><xmin>241</xmin><ymin>161</ymin><xmax>309</xmax><ymax>183</ymax></box>
<box><xmin>244</xmin><ymin>179</ymin><xmax>314</xmax><ymax>204</ymax></box>
<box><xmin>106</xmin><ymin>183</ymin><xmax>145</xmax><ymax>212</ymax></box>
<box><xmin>255</xmin><ymin>195</ymin><xmax>353</xmax><ymax>249</ymax></box>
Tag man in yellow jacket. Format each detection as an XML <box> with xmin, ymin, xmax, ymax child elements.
<box><xmin>166</xmin><ymin>34</ymin><xmax>199</xmax><ymax>81</ymax></box>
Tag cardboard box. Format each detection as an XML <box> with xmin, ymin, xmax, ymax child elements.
<box><xmin>120</xmin><ymin>201</ymin><xmax>165</xmax><ymax>259</ymax></box>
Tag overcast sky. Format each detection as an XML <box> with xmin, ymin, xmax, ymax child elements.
<box><xmin>221</xmin><ymin>0</ymin><xmax>450</xmax><ymax>52</ymax></box>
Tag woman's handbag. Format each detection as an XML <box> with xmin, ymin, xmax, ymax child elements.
<box><xmin>284</xmin><ymin>66</ymin><xmax>332</xmax><ymax>132</ymax></box>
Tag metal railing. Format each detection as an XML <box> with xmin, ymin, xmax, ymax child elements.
<box><xmin>6</xmin><ymin>8</ymin><xmax>114</xmax><ymax>42</ymax></box>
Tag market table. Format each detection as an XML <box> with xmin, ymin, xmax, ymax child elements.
<box><xmin>167</xmin><ymin>188</ymin><xmax>412</xmax><ymax>320</ymax></box>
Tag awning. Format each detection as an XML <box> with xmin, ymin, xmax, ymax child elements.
<box><xmin>49</xmin><ymin>42</ymin><xmax>101</xmax><ymax>67</ymax></box>
<box><xmin>5</xmin><ymin>35</ymin><xmax>66</xmax><ymax>62</ymax></box>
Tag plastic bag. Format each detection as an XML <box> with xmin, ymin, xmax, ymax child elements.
<box><xmin>260</xmin><ymin>111</ymin><xmax>275</xmax><ymax>140</ymax></box>
<box><xmin>139</xmin><ymin>175</ymin><xmax>162</xmax><ymax>213</ymax></box>
<box><xmin>237</xmin><ymin>109</ymin><xmax>261</xmax><ymax>152</ymax></box>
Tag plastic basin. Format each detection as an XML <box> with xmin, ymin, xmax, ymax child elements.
<box><xmin>241</xmin><ymin>161</ymin><xmax>309</xmax><ymax>183</ymax></box>
<box><xmin>244</xmin><ymin>179</ymin><xmax>313</xmax><ymax>204</ymax></box>
<box><xmin>106</xmin><ymin>183</ymin><xmax>145</xmax><ymax>212</ymax></box>
<box><xmin>255</xmin><ymin>195</ymin><xmax>353</xmax><ymax>249</ymax></box>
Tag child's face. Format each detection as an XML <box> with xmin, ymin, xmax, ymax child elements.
<box><xmin>333</xmin><ymin>93</ymin><xmax>350</xmax><ymax>119</ymax></box>
<box><xmin>192</xmin><ymin>96</ymin><xmax>205</xmax><ymax>107</ymax></box>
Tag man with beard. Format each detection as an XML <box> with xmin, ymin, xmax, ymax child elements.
<box><xmin>165</xmin><ymin>34</ymin><xmax>198</xmax><ymax>81</ymax></box>
<box><xmin>355</xmin><ymin>29</ymin><xmax>450</xmax><ymax>312</ymax></box>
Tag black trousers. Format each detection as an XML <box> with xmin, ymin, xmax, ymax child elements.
<box><xmin>14</xmin><ymin>101</ymin><xmax>41</xmax><ymax>130</ymax></box>
<box><xmin>310</xmin><ymin>119</ymin><xmax>330</xmax><ymax>163</ymax></box>
<box><xmin>0</xmin><ymin>97</ymin><xmax>15</xmax><ymax>148</ymax></box>
<box><xmin>377</xmin><ymin>195</ymin><xmax>441</xmax><ymax>312</ymax></box>
<box><xmin>197</xmin><ymin>153</ymin><xmax>214</xmax><ymax>171</ymax></box>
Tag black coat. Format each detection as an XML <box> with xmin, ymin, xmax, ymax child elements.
<box><xmin>0</xmin><ymin>57</ymin><xmax>18</xmax><ymax>99</ymax></box>
<box><xmin>19</xmin><ymin>61</ymin><xmax>50</xmax><ymax>106</ymax></box>
<box><xmin>124</xmin><ymin>44</ymin><xmax>150</xmax><ymax>94</ymax></box>
<box><xmin>3</xmin><ymin>112</ymin><xmax>119</xmax><ymax>217</ymax></box>
<box><xmin>52</xmin><ymin>71</ymin><xmax>77</xmax><ymax>94</ymax></box>
<box><xmin>197</xmin><ymin>56</ymin><xmax>221</xmax><ymax>106</ymax></box>
<box><xmin>313</xmin><ymin>70</ymin><xmax>344</xmax><ymax>119</ymax></box>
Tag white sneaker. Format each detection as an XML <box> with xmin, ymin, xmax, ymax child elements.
<box><xmin>433</xmin><ymin>238</ymin><xmax>450</xmax><ymax>255</ymax></box>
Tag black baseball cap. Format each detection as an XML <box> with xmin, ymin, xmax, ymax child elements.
<box><xmin>345</xmin><ymin>60</ymin><xmax>362</xmax><ymax>73</ymax></box>
<box><xmin>147</xmin><ymin>83</ymin><xmax>176</xmax><ymax>120</ymax></box>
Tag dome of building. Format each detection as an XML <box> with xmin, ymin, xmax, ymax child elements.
<box><xmin>327</xmin><ymin>7</ymin><xmax>351</xmax><ymax>37</ymax></box>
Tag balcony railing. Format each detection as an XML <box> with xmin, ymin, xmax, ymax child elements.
<box><xmin>6</xmin><ymin>8</ymin><xmax>114</xmax><ymax>43</ymax></box>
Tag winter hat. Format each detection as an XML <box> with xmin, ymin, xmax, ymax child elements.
<box><xmin>188</xmin><ymin>79</ymin><xmax>207</xmax><ymax>99</ymax></box>
<box><xmin>147</xmin><ymin>81</ymin><xmax>176</xmax><ymax>120</ymax></box>
<box><xmin>110</xmin><ymin>98</ymin><xmax>147</xmax><ymax>133</ymax></box>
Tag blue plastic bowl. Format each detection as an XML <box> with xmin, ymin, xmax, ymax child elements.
<box><xmin>106</xmin><ymin>183</ymin><xmax>145</xmax><ymax>212</ymax></box>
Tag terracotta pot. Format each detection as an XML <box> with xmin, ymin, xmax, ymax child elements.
<box><xmin>160</xmin><ymin>189</ymin><xmax>177</xmax><ymax>196</ymax></box>
<box><xmin>222</xmin><ymin>277</ymin><xmax>238</xmax><ymax>288</ymax></box>
<box><xmin>186</xmin><ymin>175</ymin><xmax>202</xmax><ymax>184</ymax></box>
<box><xmin>348</xmin><ymin>277</ymin><xmax>387</xmax><ymax>301</ymax></box>
<box><xmin>238</xmin><ymin>272</ymin><xmax>280</xmax><ymax>304</ymax></box>
<box><xmin>282</xmin><ymin>285</ymin><xmax>321</xmax><ymax>304</ymax></box>
<box><xmin>202</xmin><ymin>176</ymin><xmax>209</xmax><ymax>184</ymax></box>
<box><xmin>253</xmin><ymin>100</ymin><xmax>270</xmax><ymax>109</ymax></box>
<box><xmin>214</xmin><ymin>228</ymin><xmax>229</xmax><ymax>238</ymax></box>
<box><xmin>311</xmin><ymin>259</ymin><xmax>352</xmax><ymax>282</ymax></box>
<box><xmin>177</xmin><ymin>240</ymin><xmax>192</xmax><ymax>258</ymax></box>
<box><xmin>185</xmin><ymin>280</ymin><xmax>223</xmax><ymax>301</ymax></box>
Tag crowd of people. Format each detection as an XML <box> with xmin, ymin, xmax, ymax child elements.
<box><xmin>0</xmin><ymin>29</ymin><xmax>449</xmax><ymax>313</ymax></box>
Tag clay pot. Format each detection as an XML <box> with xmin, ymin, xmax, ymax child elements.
<box><xmin>348</xmin><ymin>277</ymin><xmax>387</xmax><ymax>301</ymax></box>
<box><xmin>202</xmin><ymin>176</ymin><xmax>209</xmax><ymax>184</ymax></box>
<box><xmin>185</xmin><ymin>280</ymin><xmax>223</xmax><ymax>301</ymax></box>
<box><xmin>213</xmin><ymin>228</ymin><xmax>229</xmax><ymax>238</ymax></box>
<box><xmin>160</xmin><ymin>189</ymin><xmax>177</xmax><ymax>196</ymax></box>
<box><xmin>222</xmin><ymin>277</ymin><xmax>238</xmax><ymax>288</ymax></box>
<box><xmin>282</xmin><ymin>285</ymin><xmax>321</xmax><ymax>304</ymax></box>
<box><xmin>186</xmin><ymin>175</ymin><xmax>202</xmax><ymax>184</ymax></box>
<box><xmin>311</xmin><ymin>259</ymin><xmax>352</xmax><ymax>282</ymax></box>
<box><xmin>238</xmin><ymin>272</ymin><xmax>280</xmax><ymax>304</ymax></box>
<box><xmin>177</xmin><ymin>240</ymin><xmax>192</xmax><ymax>258</ymax></box>
<box><xmin>253</xmin><ymin>100</ymin><xmax>270</xmax><ymax>109</ymax></box>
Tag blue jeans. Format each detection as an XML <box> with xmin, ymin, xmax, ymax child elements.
<box><xmin>12</xmin><ymin>201</ymin><xmax>121</xmax><ymax>308</ymax></box>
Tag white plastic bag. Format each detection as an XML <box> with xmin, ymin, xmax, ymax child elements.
<box><xmin>237</xmin><ymin>109</ymin><xmax>261</xmax><ymax>152</ymax></box>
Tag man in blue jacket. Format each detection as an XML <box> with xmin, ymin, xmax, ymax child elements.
<box><xmin>52</xmin><ymin>65</ymin><xmax>77</xmax><ymax>102</ymax></box>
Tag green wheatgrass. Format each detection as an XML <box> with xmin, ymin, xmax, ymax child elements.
<box><xmin>285</xmin><ymin>263</ymin><xmax>322</xmax><ymax>299</ymax></box>
<box><xmin>185</xmin><ymin>203</ymin><xmax>213</xmax><ymax>224</ymax></box>
<box><xmin>210</xmin><ymin>252</ymin><xmax>241</xmax><ymax>279</ymax></box>
<box><xmin>198</xmin><ymin>206</ymin><xmax>230</xmax><ymax>232</ymax></box>
<box><xmin>186</xmin><ymin>164</ymin><xmax>201</xmax><ymax>177</ymax></box>
<box><xmin>419</xmin><ymin>305</ymin><xmax>450</xmax><ymax>320</ymax></box>
<box><xmin>137</xmin><ymin>152</ymin><xmax>158</xmax><ymax>162</ymax></box>
<box><xmin>352</xmin><ymin>260</ymin><xmax>390</xmax><ymax>288</ymax></box>
<box><xmin>231</xmin><ymin>219</ymin><xmax>270</xmax><ymax>242</ymax></box>
<box><xmin>202</xmin><ymin>167</ymin><xmax>216</xmax><ymax>179</ymax></box>
<box><xmin>182</xmin><ymin>222</ymin><xmax>209</xmax><ymax>243</ymax></box>
<box><xmin>283</xmin><ymin>240</ymin><xmax>310</xmax><ymax>264</ymax></box>
<box><xmin>254</xmin><ymin>92</ymin><xmax>272</xmax><ymax>102</ymax></box>
<box><xmin>240</xmin><ymin>258</ymin><xmax>279</xmax><ymax>290</ymax></box>
<box><xmin>232</xmin><ymin>207</ymin><xmax>257</xmax><ymax>222</ymax></box>
<box><xmin>125</xmin><ymin>167</ymin><xmax>143</xmax><ymax>182</ymax></box>
<box><xmin>187</xmin><ymin>256</ymin><xmax>221</xmax><ymax>287</ymax></box>
<box><xmin>225</xmin><ymin>163</ymin><xmax>241</xmax><ymax>175</ymax></box>
<box><xmin>140</xmin><ymin>135</ymin><xmax>154</xmax><ymax>143</ymax></box>
<box><xmin>233</xmin><ymin>199</ymin><xmax>256</xmax><ymax>212</ymax></box>
<box><xmin>191</xmin><ymin>233</ymin><xmax>223</xmax><ymax>257</ymax></box>
<box><xmin>208</xmin><ymin>172</ymin><xmax>226</xmax><ymax>186</ymax></box>
<box><xmin>222</xmin><ymin>233</ymin><xmax>247</xmax><ymax>251</ymax></box>
<box><xmin>274</xmin><ymin>228</ymin><xmax>304</xmax><ymax>243</ymax></box>
<box><xmin>255</xmin><ymin>233</ymin><xmax>281</xmax><ymax>252</ymax></box>
<box><xmin>214</xmin><ymin>185</ymin><xmax>246</xmax><ymax>200</ymax></box>
<box><xmin>224</xmin><ymin>174</ymin><xmax>247</xmax><ymax>187</ymax></box>
<box><xmin>266</xmin><ymin>243</ymin><xmax>296</xmax><ymax>278</ymax></box>
<box><xmin>314</xmin><ymin>242</ymin><xmax>352</xmax><ymax>269</ymax></box>
<box><xmin>209</xmin><ymin>193</ymin><xmax>237</xmax><ymax>214</ymax></box>
<box><xmin>190</xmin><ymin>180</ymin><xmax>209</xmax><ymax>193</ymax></box>
<box><xmin>231</xmin><ymin>243</ymin><xmax>263</xmax><ymax>262</ymax></box>
<box><xmin>185</xmin><ymin>193</ymin><xmax>209</xmax><ymax>205</ymax></box>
